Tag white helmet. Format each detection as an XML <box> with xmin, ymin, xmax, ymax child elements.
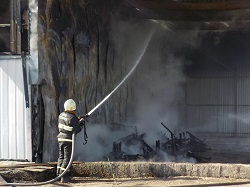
<box><xmin>64</xmin><ymin>99</ymin><xmax>76</xmax><ymax>111</ymax></box>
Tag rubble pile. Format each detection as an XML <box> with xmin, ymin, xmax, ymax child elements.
<box><xmin>106</xmin><ymin>123</ymin><xmax>211</xmax><ymax>163</ymax></box>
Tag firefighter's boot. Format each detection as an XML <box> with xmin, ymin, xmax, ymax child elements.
<box><xmin>61</xmin><ymin>175</ymin><xmax>71</xmax><ymax>183</ymax></box>
<box><xmin>56</xmin><ymin>168</ymin><xmax>61</xmax><ymax>176</ymax></box>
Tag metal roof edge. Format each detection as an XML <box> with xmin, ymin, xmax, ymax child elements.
<box><xmin>0</xmin><ymin>55</ymin><xmax>22</xmax><ymax>59</ymax></box>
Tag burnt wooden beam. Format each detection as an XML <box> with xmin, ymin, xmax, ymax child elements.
<box><xmin>124</xmin><ymin>0</ymin><xmax>250</xmax><ymax>11</ymax></box>
<box><xmin>123</xmin><ymin>0</ymin><xmax>250</xmax><ymax>30</ymax></box>
<box><xmin>154</xmin><ymin>20</ymin><xmax>250</xmax><ymax>30</ymax></box>
<box><xmin>141</xmin><ymin>9</ymin><xmax>250</xmax><ymax>22</ymax></box>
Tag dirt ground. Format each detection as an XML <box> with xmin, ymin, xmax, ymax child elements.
<box><xmin>27</xmin><ymin>176</ymin><xmax>250</xmax><ymax>187</ymax></box>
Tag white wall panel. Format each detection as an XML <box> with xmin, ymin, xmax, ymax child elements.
<box><xmin>0</xmin><ymin>57</ymin><xmax>31</xmax><ymax>161</ymax></box>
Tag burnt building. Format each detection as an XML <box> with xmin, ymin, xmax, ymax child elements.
<box><xmin>0</xmin><ymin>0</ymin><xmax>250</xmax><ymax>163</ymax></box>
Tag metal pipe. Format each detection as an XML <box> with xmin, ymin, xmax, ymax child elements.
<box><xmin>10</xmin><ymin>0</ymin><xmax>15</xmax><ymax>53</ymax></box>
<box><xmin>16</xmin><ymin>0</ymin><xmax>21</xmax><ymax>54</ymax></box>
<box><xmin>0</xmin><ymin>24</ymin><xmax>11</xmax><ymax>27</ymax></box>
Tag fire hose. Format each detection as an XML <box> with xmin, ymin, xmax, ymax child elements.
<box><xmin>0</xmin><ymin>31</ymin><xmax>153</xmax><ymax>186</ymax></box>
<box><xmin>0</xmin><ymin>133</ymin><xmax>76</xmax><ymax>186</ymax></box>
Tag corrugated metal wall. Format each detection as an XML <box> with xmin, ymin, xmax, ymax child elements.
<box><xmin>186</xmin><ymin>77</ymin><xmax>237</xmax><ymax>133</ymax></box>
<box><xmin>186</xmin><ymin>35</ymin><xmax>250</xmax><ymax>135</ymax></box>
<box><xmin>0</xmin><ymin>56</ymin><xmax>32</xmax><ymax>160</ymax></box>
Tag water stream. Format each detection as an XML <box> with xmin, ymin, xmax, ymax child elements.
<box><xmin>87</xmin><ymin>31</ymin><xmax>154</xmax><ymax>116</ymax></box>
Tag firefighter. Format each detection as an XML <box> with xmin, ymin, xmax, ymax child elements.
<box><xmin>57</xmin><ymin>99</ymin><xmax>85</xmax><ymax>183</ymax></box>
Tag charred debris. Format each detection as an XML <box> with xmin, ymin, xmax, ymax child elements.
<box><xmin>106</xmin><ymin>123</ymin><xmax>211</xmax><ymax>163</ymax></box>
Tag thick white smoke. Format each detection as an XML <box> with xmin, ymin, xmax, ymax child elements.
<box><xmin>75</xmin><ymin>18</ymin><xmax>203</xmax><ymax>162</ymax></box>
<box><xmin>29</xmin><ymin>0</ymin><xmax>39</xmax><ymax>84</ymax></box>
<box><xmin>133</xmin><ymin>53</ymin><xmax>187</xmax><ymax>145</ymax></box>
<box><xmin>74</xmin><ymin>124</ymin><xmax>134</xmax><ymax>161</ymax></box>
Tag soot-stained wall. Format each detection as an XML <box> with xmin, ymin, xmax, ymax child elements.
<box><xmin>37</xmin><ymin>0</ymin><xmax>127</xmax><ymax>162</ymax></box>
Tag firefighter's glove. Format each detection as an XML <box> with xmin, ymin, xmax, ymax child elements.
<box><xmin>79</xmin><ymin>118</ymin><xmax>85</xmax><ymax>123</ymax></box>
<box><xmin>78</xmin><ymin>114</ymin><xmax>89</xmax><ymax>121</ymax></box>
<box><xmin>78</xmin><ymin>115</ymin><xmax>85</xmax><ymax>120</ymax></box>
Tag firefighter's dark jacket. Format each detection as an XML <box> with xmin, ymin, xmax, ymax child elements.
<box><xmin>57</xmin><ymin>111</ymin><xmax>83</xmax><ymax>142</ymax></box>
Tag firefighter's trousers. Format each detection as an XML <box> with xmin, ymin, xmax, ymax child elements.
<box><xmin>57</xmin><ymin>141</ymin><xmax>72</xmax><ymax>176</ymax></box>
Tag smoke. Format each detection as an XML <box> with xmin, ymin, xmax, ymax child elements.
<box><xmin>134</xmin><ymin>54</ymin><xmax>187</xmax><ymax>145</ymax></box>
<box><xmin>129</xmin><ymin>24</ymin><xmax>201</xmax><ymax>146</ymax></box>
<box><xmin>75</xmin><ymin>18</ymin><xmax>204</xmax><ymax>162</ymax></box>
<box><xmin>74</xmin><ymin>124</ymin><xmax>136</xmax><ymax>161</ymax></box>
<box><xmin>228</xmin><ymin>113</ymin><xmax>250</xmax><ymax>124</ymax></box>
<box><xmin>29</xmin><ymin>0</ymin><xmax>39</xmax><ymax>84</ymax></box>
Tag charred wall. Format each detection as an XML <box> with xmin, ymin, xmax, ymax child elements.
<box><xmin>35</xmin><ymin>0</ymin><xmax>140</xmax><ymax>162</ymax></box>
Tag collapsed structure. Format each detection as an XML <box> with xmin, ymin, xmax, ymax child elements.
<box><xmin>107</xmin><ymin>123</ymin><xmax>211</xmax><ymax>163</ymax></box>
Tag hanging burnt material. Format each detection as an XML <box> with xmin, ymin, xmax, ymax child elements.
<box><xmin>159</xmin><ymin>122</ymin><xmax>211</xmax><ymax>162</ymax></box>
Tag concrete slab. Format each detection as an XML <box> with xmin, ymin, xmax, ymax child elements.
<box><xmin>0</xmin><ymin>175</ymin><xmax>8</xmax><ymax>187</ymax></box>
<box><xmin>72</xmin><ymin>162</ymin><xmax>250</xmax><ymax>179</ymax></box>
